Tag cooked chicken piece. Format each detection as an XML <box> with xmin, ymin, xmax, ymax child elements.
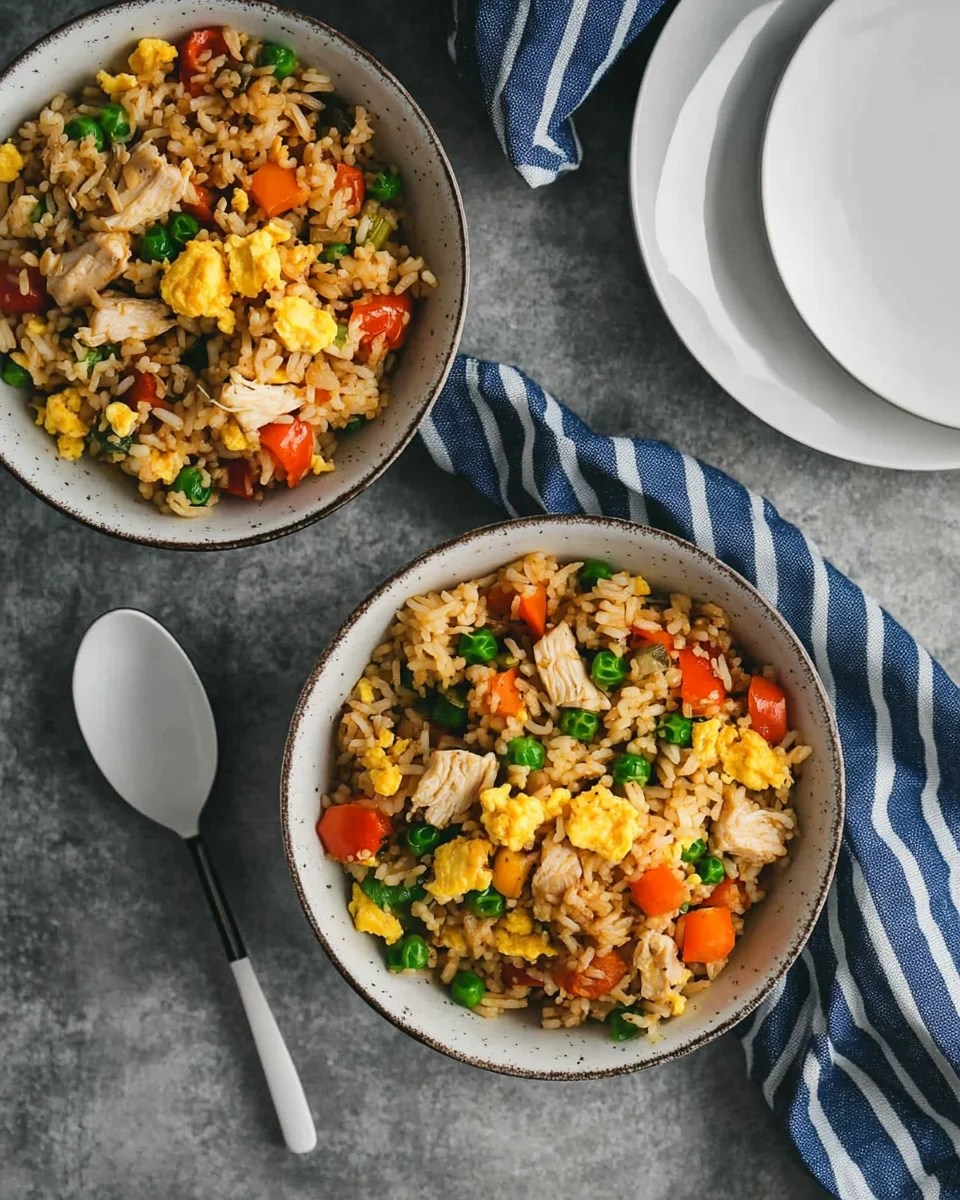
<box><xmin>634</xmin><ymin>930</ymin><xmax>687</xmax><ymax>1003</ymax></box>
<box><xmin>1</xmin><ymin>194</ymin><xmax>41</xmax><ymax>239</ymax></box>
<box><xmin>533</xmin><ymin>621</ymin><xmax>610</xmax><ymax>713</ymax></box>
<box><xmin>86</xmin><ymin>295</ymin><xmax>175</xmax><ymax>344</ymax></box>
<box><xmin>217</xmin><ymin>376</ymin><xmax>302</xmax><ymax>432</ymax></box>
<box><xmin>712</xmin><ymin>788</ymin><xmax>795</xmax><ymax>863</ymax></box>
<box><xmin>102</xmin><ymin>142</ymin><xmax>189</xmax><ymax>232</ymax></box>
<box><xmin>531</xmin><ymin>841</ymin><xmax>582</xmax><ymax>920</ymax></box>
<box><xmin>46</xmin><ymin>233</ymin><xmax>130</xmax><ymax>308</ymax></box>
<box><xmin>410</xmin><ymin>749</ymin><xmax>498</xmax><ymax>828</ymax></box>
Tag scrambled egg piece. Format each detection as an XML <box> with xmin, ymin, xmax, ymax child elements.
<box><xmin>161</xmin><ymin>240</ymin><xmax>235</xmax><ymax>334</ymax></box>
<box><xmin>43</xmin><ymin>388</ymin><xmax>89</xmax><ymax>440</ymax></box>
<box><xmin>634</xmin><ymin>574</ymin><xmax>652</xmax><ymax>596</ymax></box>
<box><xmin>438</xmin><ymin>927</ymin><xmax>468</xmax><ymax>954</ymax></box>
<box><xmin>145</xmin><ymin>449</ymin><xmax>182</xmax><ymax>484</ymax></box>
<box><xmin>348</xmin><ymin>883</ymin><xmax>403</xmax><ymax>945</ymax></box>
<box><xmin>128</xmin><ymin>38</ymin><xmax>177</xmax><ymax>77</ymax></box>
<box><xmin>566</xmin><ymin>783</ymin><xmax>643</xmax><ymax>863</ymax></box>
<box><xmin>717</xmin><ymin>726</ymin><xmax>790</xmax><ymax>791</ymax></box>
<box><xmin>692</xmin><ymin>718</ymin><xmax>722</xmax><ymax>768</ymax></box>
<box><xmin>0</xmin><ymin>143</ymin><xmax>24</xmax><ymax>183</ymax></box>
<box><xmin>480</xmin><ymin>784</ymin><xmax>547</xmax><ymax>852</ymax></box>
<box><xmin>96</xmin><ymin>70</ymin><xmax>137</xmax><ymax>97</ymax></box>
<box><xmin>668</xmin><ymin>992</ymin><xmax>687</xmax><ymax>1016</ymax></box>
<box><xmin>311</xmin><ymin>453</ymin><xmax>334</xmax><ymax>474</ymax></box>
<box><xmin>361</xmin><ymin>745</ymin><xmax>402</xmax><ymax>798</ymax></box>
<box><xmin>357</xmin><ymin>679</ymin><xmax>375</xmax><ymax>704</ymax></box>
<box><xmin>543</xmin><ymin>788</ymin><xmax>572</xmax><ymax>820</ymax></box>
<box><xmin>426</xmin><ymin>836</ymin><xmax>493</xmax><ymax>902</ymax></box>
<box><xmin>270</xmin><ymin>295</ymin><xmax>338</xmax><ymax>354</ymax></box>
<box><xmin>57</xmin><ymin>435</ymin><xmax>85</xmax><ymax>461</ymax></box>
<box><xmin>225</xmin><ymin>219</ymin><xmax>291</xmax><ymax>297</ymax></box>
<box><xmin>220</xmin><ymin>420</ymin><xmax>248</xmax><ymax>452</ymax></box>
<box><xmin>104</xmin><ymin>401</ymin><xmax>138</xmax><ymax>438</ymax></box>
<box><xmin>279</xmin><ymin>240</ymin><xmax>320</xmax><ymax>280</ymax></box>
<box><xmin>231</xmin><ymin>188</ymin><xmax>249</xmax><ymax>215</ymax></box>
<box><xmin>494</xmin><ymin>923</ymin><xmax>557</xmax><ymax>961</ymax></box>
<box><xmin>25</xmin><ymin>317</ymin><xmax>46</xmax><ymax>336</ymax></box>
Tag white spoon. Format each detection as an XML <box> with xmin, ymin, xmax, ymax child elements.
<box><xmin>72</xmin><ymin>608</ymin><xmax>317</xmax><ymax>1155</ymax></box>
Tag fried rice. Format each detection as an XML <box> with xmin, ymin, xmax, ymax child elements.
<box><xmin>0</xmin><ymin>28</ymin><xmax>435</xmax><ymax>517</ymax></box>
<box><xmin>319</xmin><ymin>552</ymin><xmax>811</xmax><ymax>1041</ymax></box>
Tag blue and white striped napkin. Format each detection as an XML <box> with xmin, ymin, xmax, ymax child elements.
<box><xmin>421</xmin><ymin>357</ymin><xmax>960</xmax><ymax>1199</ymax></box>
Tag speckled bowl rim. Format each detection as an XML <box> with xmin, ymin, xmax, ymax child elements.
<box><xmin>0</xmin><ymin>0</ymin><xmax>469</xmax><ymax>551</ymax></box>
<box><xmin>280</xmin><ymin>514</ymin><xmax>845</xmax><ymax>1079</ymax></box>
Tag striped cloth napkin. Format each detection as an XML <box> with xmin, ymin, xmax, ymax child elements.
<box><xmin>420</xmin><ymin>357</ymin><xmax>960</xmax><ymax>1199</ymax></box>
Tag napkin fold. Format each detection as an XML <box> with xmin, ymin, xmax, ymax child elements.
<box><xmin>421</xmin><ymin>356</ymin><xmax>960</xmax><ymax>1200</ymax></box>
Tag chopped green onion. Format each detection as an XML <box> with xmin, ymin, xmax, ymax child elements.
<box><xmin>320</xmin><ymin>242</ymin><xmax>350</xmax><ymax>263</ymax></box>
<box><xmin>432</xmin><ymin>690</ymin><xmax>468</xmax><ymax>732</ymax></box>
<box><xmin>608</xmin><ymin>1006</ymin><xmax>641</xmax><ymax>1042</ymax></box>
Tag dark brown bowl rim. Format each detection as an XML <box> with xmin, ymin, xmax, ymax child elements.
<box><xmin>0</xmin><ymin>0</ymin><xmax>469</xmax><ymax>551</ymax></box>
<box><xmin>280</xmin><ymin>514</ymin><xmax>845</xmax><ymax>1079</ymax></box>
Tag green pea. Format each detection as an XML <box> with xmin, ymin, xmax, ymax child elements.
<box><xmin>65</xmin><ymin>116</ymin><xmax>105</xmax><ymax>151</ymax></box>
<box><xmin>99</xmin><ymin>103</ymin><xmax>131</xmax><ymax>143</ymax></box>
<box><xmin>591</xmin><ymin>649</ymin><xmax>629</xmax><ymax>690</ymax></box>
<box><xmin>0</xmin><ymin>355</ymin><xmax>31</xmax><ymax>388</ymax></box>
<box><xmin>432</xmin><ymin>690</ymin><xmax>468</xmax><ymax>733</ymax></box>
<box><xmin>389</xmin><ymin>882</ymin><xmax>427</xmax><ymax>908</ymax></box>
<box><xmin>138</xmin><ymin>224</ymin><xmax>175</xmax><ymax>264</ymax></box>
<box><xmin>657</xmin><ymin>712</ymin><xmax>693</xmax><ymax>746</ymax></box>
<box><xmin>611</xmin><ymin>753</ymin><xmax>651</xmax><ymax>787</ymax></box>
<box><xmin>458</xmin><ymin>628</ymin><xmax>499</xmax><ymax>665</ymax></box>
<box><xmin>320</xmin><ymin>242</ymin><xmax>351</xmax><ymax>264</ymax></box>
<box><xmin>333</xmin><ymin>322</ymin><xmax>349</xmax><ymax>348</ymax></box>
<box><xmin>680</xmin><ymin>838</ymin><xmax>707</xmax><ymax>864</ymax></box>
<box><xmin>450</xmin><ymin>968</ymin><xmax>485</xmax><ymax>1009</ymax></box>
<box><xmin>386</xmin><ymin>933</ymin><xmax>429</xmax><ymax>973</ymax></box>
<box><xmin>81</xmin><ymin>343</ymin><xmax>120</xmax><ymax>370</ymax></box>
<box><xmin>465</xmin><ymin>886</ymin><xmax>505</xmax><ymax>919</ymax></box>
<box><xmin>558</xmin><ymin>707</ymin><xmax>599</xmax><ymax>742</ymax></box>
<box><xmin>343</xmin><ymin>416</ymin><xmax>367</xmax><ymax>434</ymax></box>
<box><xmin>168</xmin><ymin>212</ymin><xmax>200</xmax><ymax>245</ymax></box>
<box><xmin>29</xmin><ymin>196</ymin><xmax>47</xmax><ymax>224</ymax></box>
<box><xmin>360</xmin><ymin>874</ymin><xmax>392</xmax><ymax>908</ymax></box>
<box><xmin>579</xmin><ymin>559</ymin><xmax>615</xmax><ymax>589</ymax></box>
<box><xmin>171</xmin><ymin>464</ymin><xmax>212</xmax><ymax>506</ymax></box>
<box><xmin>367</xmin><ymin>168</ymin><xmax>403</xmax><ymax>203</ymax></box>
<box><xmin>698</xmin><ymin>856</ymin><xmax>725</xmax><ymax>886</ymax></box>
<box><xmin>608</xmin><ymin>1006</ymin><xmax>641</xmax><ymax>1042</ymax></box>
<box><xmin>88</xmin><ymin>423</ymin><xmax>132</xmax><ymax>460</ymax></box>
<box><xmin>258</xmin><ymin>42</ymin><xmax>298</xmax><ymax>80</ymax></box>
<box><xmin>406</xmin><ymin>822</ymin><xmax>441</xmax><ymax>857</ymax></box>
<box><xmin>504</xmin><ymin>736</ymin><xmax>545</xmax><ymax>770</ymax></box>
<box><xmin>182</xmin><ymin>337</ymin><xmax>208</xmax><ymax>373</ymax></box>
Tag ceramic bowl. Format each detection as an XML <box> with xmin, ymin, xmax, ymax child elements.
<box><xmin>282</xmin><ymin>516</ymin><xmax>844</xmax><ymax>1078</ymax></box>
<box><xmin>0</xmin><ymin>0</ymin><xmax>467</xmax><ymax>548</ymax></box>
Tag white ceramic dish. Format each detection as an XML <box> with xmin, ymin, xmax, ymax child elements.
<box><xmin>762</xmin><ymin>0</ymin><xmax>960</xmax><ymax>430</ymax></box>
<box><xmin>629</xmin><ymin>0</ymin><xmax>960</xmax><ymax>469</ymax></box>
<box><xmin>0</xmin><ymin>0</ymin><xmax>468</xmax><ymax>548</ymax></box>
<box><xmin>282</xmin><ymin>516</ymin><xmax>844</xmax><ymax>1078</ymax></box>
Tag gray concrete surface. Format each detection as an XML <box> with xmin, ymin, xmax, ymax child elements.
<box><xmin>4</xmin><ymin>1</ymin><xmax>950</xmax><ymax>1196</ymax></box>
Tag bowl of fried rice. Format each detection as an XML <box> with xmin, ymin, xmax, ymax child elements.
<box><xmin>0</xmin><ymin>0</ymin><xmax>467</xmax><ymax>547</ymax></box>
<box><xmin>282</xmin><ymin>516</ymin><xmax>843</xmax><ymax>1078</ymax></box>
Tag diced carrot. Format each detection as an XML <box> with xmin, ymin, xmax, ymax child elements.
<box><xmin>224</xmin><ymin>459</ymin><xmax>254</xmax><ymax>498</ymax></box>
<box><xmin>630</xmin><ymin>626</ymin><xmax>676</xmax><ymax>653</ymax></box>
<box><xmin>316</xmin><ymin>803</ymin><xmax>391</xmax><ymax>862</ymax></box>
<box><xmin>351</xmin><ymin>293</ymin><xmax>414</xmax><ymax>351</ymax></box>
<box><xmin>180</xmin><ymin>28</ymin><xmax>230</xmax><ymax>97</ymax></box>
<box><xmin>748</xmin><ymin>675</ymin><xmax>788</xmax><ymax>745</ymax></box>
<box><xmin>517</xmin><ymin>586</ymin><xmax>547</xmax><ymax>638</ymax></box>
<box><xmin>128</xmin><ymin>369</ymin><xmax>158</xmax><ymax>407</ymax></box>
<box><xmin>259</xmin><ymin>418</ymin><xmax>314</xmax><ymax>488</ymax></box>
<box><xmin>707</xmin><ymin>876</ymin><xmax>747</xmax><ymax>912</ymax></box>
<box><xmin>502</xmin><ymin>963</ymin><xmax>540</xmax><ymax>989</ymax></box>
<box><xmin>678</xmin><ymin>646</ymin><xmax>726</xmax><ymax>713</ymax></box>
<box><xmin>249</xmin><ymin>161</ymin><xmax>309</xmax><ymax>218</ymax></box>
<box><xmin>486</xmin><ymin>585</ymin><xmax>514</xmax><ymax>618</ymax></box>
<box><xmin>489</xmin><ymin>667</ymin><xmax>523</xmax><ymax>717</ymax></box>
<box><xmin>557</xmin><ymin>950</ymin><xmax>626</xmax><ymax>999</ymax></box>
<box><xmin>680</xmin><ymin>906</ymin><xmax>735</xmax><ymax>963</ymax></box>
<box><xmin>492</xmin><ymin>847</ymin><xmax>535</xmax><ymax>898</ymax></box>
<box><xmin>629</xmin><ymin>864</ymin><xmax>688</xmax><ymax>916</ymax></box>
<box><xmin>333</xmin><ymin>162</ymin><xmax>365</xmax><ymax>215</ymax></box>
<box><xmin>183</xmin><ymin>182</ymin><xmax>216</xmax><ymax>225</ymax></box>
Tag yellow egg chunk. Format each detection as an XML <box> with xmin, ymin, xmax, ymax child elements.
<box><xmin>426</xmin><ymin>836</ymin><xmax>493</xmax><ymax>902</ymax></box>
<box><xmin>502</xmin><ymin>910</ymin><xmax>533</xmax><ymax>935</ymax></box>
<box><xmin>220</xmin><ymin>421</ymin><xmax>248</xmax><ymax>452</ymax></box>
<box><xmin>56</xmin><ymin>435</ymin><xmax>85</xmax><ymax>461</ymax></box>
<box><xmin>717</xmin><ymin>726</ymin><xmax>790</xmax><ymax>791</ymax></box>
<box><xmin>0</xmin><ymin>143</ymin><xmax>24</xmax><ymax>183</ymax></box>
<box><xmin>231</xmin><ymin>188</ymin><xmax>249</xmax><ymax>215</ymax></box>
<box><xmin>96</xmin><ymin>70</ymin><xmax>137</xmax><ymax>97</ymax></box>
<box><xmin>438</xmin><ymin>927</ymin><xmax>468</xmax><ymax>954</ymax></box>
<box><xmin>270</xmin><ymin>295</ymin><xmax>338</xmax><ymax>353</ymax></box>
<box><xmin>494</xmin><ymin>927</ymin><xmax>557</xmax><ymax>961</ymax></box>
<box><xmin>479</xmin><ymin>784</ymin><xmax>546</xmax><ymax>852</ymax></box>
<box><xmin>566</xmin><ymin>783</ymin><xmax>643</xmax><ymax>863</ymax></box>
<box><xmin>348</xmin><ymin>883</ymin><xmax>403</xmax><ymax>945</ymax></box>
<box><xmin>310</xmin><ymin>453</ymin><xmax>334</xmax><ymax>475</ymax></box>
<box><xmin>145</xmin><ymin>449</ymin><xmax>183</xmax><ymax>485</ymax></box>
<box><xmin>357</xmin><ymin>679</ymin><xmax>375</xmax><ymax>705</ymax></box>
<box><xmin>542</xmin><ymin>787</ymin><xmax>572</xmax><ymax>820</ymax></box>
<box><xmin>161</xmin><ymin>240</ymin><xmax>235</xmax><ymax>334</ymax></box>
<box><xmin>25</xmin><ymin>317</ymin><xmax>46</xmax><ymax>336</ymax></box>
<box><xmin>43</xmin><ymin>388</ymin><xmax>89</xmax><ymax>440</ymax></box>
<box><xmin>104</xmin><ymin>401</ymin><xmax>138</xmax><ymax>438</ymax></box>
<box><xmin>128</xmin><ymin>38</ymin><xmax>177</xmax><ymax>77</ymax></box>
<box><xmin>225</xmin><ymin>219</ymin><xmax>291</xmax><ymax>298</ymax></box>
<box><xmin>692</xmin><ymin>718</ymin><xmax>722</xmax><ymax>769</ymax></box>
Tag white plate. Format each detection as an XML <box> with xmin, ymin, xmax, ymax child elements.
<box><xmin>629</xmin><ymin>0</ymin><xmax>960</xmax><ymax>469</ymax></box>
<box><xmin>762</xmin><ymin>0</ymin><xmax>960</xmax><ymax>430</ymax></box>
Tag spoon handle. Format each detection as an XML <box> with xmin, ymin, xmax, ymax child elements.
<box><xmin>186</xmin><ymin>836</ymin><xmax>317</xmax><ymax>1155</ymax></box>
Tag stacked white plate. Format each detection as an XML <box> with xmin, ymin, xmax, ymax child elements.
<box><xmin>630</xmin><ymin>0</ymin><xmax>960</xmax><ymax>469</ymax></box>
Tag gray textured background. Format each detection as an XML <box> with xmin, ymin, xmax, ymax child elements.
<box><xmin>2</xmin><ymin>1</ymin><xmax>951</xmax><ymax>1197</ymax></box>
